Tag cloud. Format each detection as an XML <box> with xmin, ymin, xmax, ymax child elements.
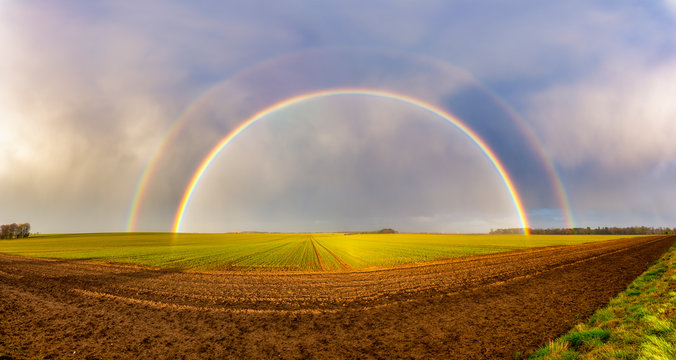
<box><xmin>665</xmin><ymin>0</ymin><xmax>676</xmax><ymax>16</ymax></box>
<box><xmin>525</xmin><ymin>53</ymin><xmax>676</xmax><ymax>227</ymax></box>
<box><xmin>526</xmin><ymin>58</ymin><xmax>676</xmax><ymax>171</ymax></box>
<box><xmin>0</xmin><ymin>3</ymin><xmax>189</xmax><ymax>231</ymax></box>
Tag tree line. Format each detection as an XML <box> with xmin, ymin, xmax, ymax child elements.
<box><xmin>0</xmin><ymin>223</ymin><xmax>31</xmax><ymax>239</ymax></box>
<box><xmin>490</xmin><ymin>226</ymin><xmax>673</xmax><ymax>235</ymax></box>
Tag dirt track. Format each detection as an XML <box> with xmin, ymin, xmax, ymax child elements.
<box><xmin>1</xmin><ymin>236</ymin><xmax>674</xmax><ymax>359</ymax></box>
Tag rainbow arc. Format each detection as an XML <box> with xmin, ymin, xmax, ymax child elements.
<box><xmin>170</xmin><ymin>88</ymin><xmax>531</xmax><ymax>234</ymax></box>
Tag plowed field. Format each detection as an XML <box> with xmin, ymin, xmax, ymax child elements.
<box><xmin>1</xmin><ymin>235</ymin><xmax>673</xmax><ymax>359</ymax></box>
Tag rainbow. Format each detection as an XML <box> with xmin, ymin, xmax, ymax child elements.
<box><xmin>126</xmin><ymin>118</ymin><xmax>187</xmax><ymax>232</ymax></box>
<box><xmin>127</xmin><ymin>51</ymin><xmax>575</xmax><ymax>232</ymax></box>
<box><xmin>126</xmin><ymin>81</ymin><xmax>230</xmax><ymax>232</ymax></box>
<box><xmin>171</xmin><ymin>88</ymin><xmax>531</xmax><ymax>234</ymax></box>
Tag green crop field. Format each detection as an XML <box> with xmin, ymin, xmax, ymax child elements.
<box><xmin>0</xmin><ymin>233</ymin><xmax>642</xmax><ymax>271</ymax></box>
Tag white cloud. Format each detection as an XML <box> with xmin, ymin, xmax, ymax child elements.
<box><xmin>527</xmin><ymin>58</ymin><xmax>676</xmax><ymax>171</ymax></box>
<box><xmin>665</xmin><ymin>0</ymin><xmax>676</xmax><ymax>16</ymax></box>
<box><xmin>526</xmin><ymin>55</ymin><xmax>676</xmax><ymax>227</ymax></box>
<box><xmin>0</xmin><ymin>3</ymin><xmax>190</xmax><ymax>231</ymax></box>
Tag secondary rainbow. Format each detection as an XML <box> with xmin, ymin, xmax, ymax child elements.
<box><xmin>172</xmin><ymin>88</ymin><xmax>532</xmax><ymax>234</ymax></box>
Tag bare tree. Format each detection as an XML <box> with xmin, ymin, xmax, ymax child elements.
<box><xmin>18</xmin><ymin>223</ymin><xmax>31</xmax><ymax>238</ymax></box>
<box><xmin>0</xmin><ymin>222</ymin><xmax>31</xmax><ymax>239</ymax></box>
<box><xmin>8</xmin><ymin>223</ymin><xmax>18</xmax><ymax>238</ymax></box>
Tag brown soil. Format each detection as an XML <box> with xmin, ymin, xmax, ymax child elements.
<box><xmin>0</xmin><ymin>235</ymin><xmax>673</xmax><ymax>359</ymax></box>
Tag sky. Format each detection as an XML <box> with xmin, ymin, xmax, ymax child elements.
<box><xmin>2</xmin><ymin>1</ymin><xmax>676</xmax><ymax>233</ymax></box>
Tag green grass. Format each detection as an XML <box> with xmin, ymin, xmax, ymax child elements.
<box><xmin>0</xmin><ymin>232</ymin><xmax>641</xmax><ymax>271</ymax></box>
<box><xmin>527</xmin><ymin>244</ymin><xmax>676</xmax><ymax>360</ymax></box>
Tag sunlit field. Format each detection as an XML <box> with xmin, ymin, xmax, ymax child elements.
<box><xmin>0</xmin><ymin>233</ymin><xmax>642</xmax><ymax>271</ymax></box>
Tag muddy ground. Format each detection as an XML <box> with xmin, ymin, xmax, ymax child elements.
<box><xmin>1</xmin><ymin>235</ymin><xmax>673</xmax><ymax>359</ymax></box>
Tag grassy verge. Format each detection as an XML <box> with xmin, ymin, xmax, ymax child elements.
<box><xmin>528</xmin><ymin>244</ymin><xmax>675</xmax><ymax>360</ymax></box>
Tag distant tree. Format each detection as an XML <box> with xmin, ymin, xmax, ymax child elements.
<box><xmin>491</xmin><ymin>226</ymin><xmax>675</xmax><ymax>236</ymax></box>
<box><xmin>489</xmin><ymin>228</ymin><xmax>528</xmax><ymax>235</ymax></box>
<box><xmin>18</xmin><ymin>223</ymin><xmax>30</xmax><ymax>238</ymax></box>
<box><xmin>0</xmin><ymin>222</ymin><xmax>31</xmax><ymax>239</ymax></box>
<box><xmin>8</xmin><ymin>223</ymin><xmax>18</xmax><ymax>238</ymax></box>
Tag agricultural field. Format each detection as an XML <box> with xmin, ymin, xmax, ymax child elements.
<box><xmin>0</xmin><ymin>232</ymin><xmax>641</xmax><ymax>271</ymax></box>
<box><xmin>0</xmin><ymin>235</ymin><xmax>673</xmax><ymax>359</ymax></box>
